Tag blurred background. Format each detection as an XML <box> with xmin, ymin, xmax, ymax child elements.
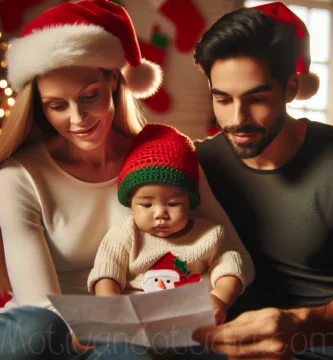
<box><xmin>0</xmin><ymin>0</ymin><xmax>332</xmax><ymax>139</ymax></box>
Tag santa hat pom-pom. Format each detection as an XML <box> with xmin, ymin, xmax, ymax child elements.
<box><xmin>295</xmin><ymin>72</ymin><xmax>320</xmax><ymax>100</ymax></box>
<box><xmin>122</xmin><ymin>58</ymin><xmax>163</xmax><ymax>99</ymax></box>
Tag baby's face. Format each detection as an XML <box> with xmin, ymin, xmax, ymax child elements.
<box><xmin>130</xmin><ymin>184</ymin><xmax>190</xmax><ymax>238</ymax></box>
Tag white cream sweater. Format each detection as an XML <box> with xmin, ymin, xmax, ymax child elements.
<box><xmin>88</xmin><ymin>216</ymin><xmax>250</xmax><ymax>293</ymax></box>
<box><xmin>0</xmin><ymin>142</ymin><xmax>130</xmax><ymax>311</ymax></box>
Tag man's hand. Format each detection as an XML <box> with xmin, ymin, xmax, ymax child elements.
<box><xmin>193</xmin><ymin>307</ymin><xmax>308</xmax><ymax>359</ymax></box>
<box><xmin>210</xmin><ymin>293</ymin><xmax>228</xmax><ymax>325</ymax></box>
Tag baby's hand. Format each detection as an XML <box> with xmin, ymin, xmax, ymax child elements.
<box><xmin>209</xmin><ymin>294</ymin><xmax>228</xmax><ymax>325</ymax></box>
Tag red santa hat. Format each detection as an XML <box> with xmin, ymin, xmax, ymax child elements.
<box><xmin>6</xmin><ymin>0</ymin><xmax>162</xmax><ymax>98</ymax></box>
<box><xmin>253</xmin><ymin>1</ymin><xmax>319</xmax><ymax>100</ymax></box>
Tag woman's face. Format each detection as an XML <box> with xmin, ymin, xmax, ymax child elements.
<box><xmin>37</xmin><ymin>66</ymin><xmax>118</xmax><ymax>151</ymax></box>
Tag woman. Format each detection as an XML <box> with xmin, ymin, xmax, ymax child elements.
<box><xmin>0</xmin><ymin>1</ymin><xmax>161</xmax><ymax>358</ymax></box>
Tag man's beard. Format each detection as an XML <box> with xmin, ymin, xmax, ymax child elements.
<box><xmin>222</xmin><ymin>114</ymin><xmax>286</xmax><ymax>159</ymax></box>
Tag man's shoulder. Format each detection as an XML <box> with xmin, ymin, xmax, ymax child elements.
<box><xmin>304</xmin><ymin>120</ymin><xmax>333</xmax><ymax>158</ymax></box>
<box><xmin>194</xmin><ymin>132</ymin><xmax>224</xmax><ymax>148</ymax></box>
<box><xmin>306</xmin><ymin>119</ymin><xmax>333</xmax><ymax>139</ymax></box>
<box><xmin>194</xmin><ymin>132</ymin><xmax>228</xmax><ymax>159</ymax></box>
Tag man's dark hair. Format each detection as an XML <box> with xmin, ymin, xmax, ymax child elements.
<box><xmin>194</xmin><ymin>7</ymin><xmax>301</xmax><ymax>89</ymax></box>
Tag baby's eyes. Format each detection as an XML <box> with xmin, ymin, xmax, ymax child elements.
<box><xmin>168</xmin><ymin>202</ymin><xmax>180</xmax><ymax>207</ymax></box>
<box><xmin>140</xmin><ymin>204</ymin><xmax>152</xmax><ymax>208</ymax></box>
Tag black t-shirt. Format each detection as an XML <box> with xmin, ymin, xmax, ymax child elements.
<box><xmin>196</xmin><ymin>119</ymin><xmax>333</xmax><ymax>312</ymax></box>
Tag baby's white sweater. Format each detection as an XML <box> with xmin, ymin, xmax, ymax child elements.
<box><xmin>88</xmin><ymin>216</ymin><xmax>249</xmax><ymax>293</ymax></box>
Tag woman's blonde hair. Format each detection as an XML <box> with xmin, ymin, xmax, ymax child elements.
<box><xmin>112</xmin><ymin>71</ymin><xmax>146</xmax><ymax>136</ymax></box>
<box><xmin>0</xmin><ymin>69</ymin><xmax>146</xmax><ymax>163</ymax></box>
<box><xmin>0</xmin><ymin>68</ymin><xmax>146</xmax><ymax>291</ymax></box>
<box><xmin>0</xmin><ymin>83</ymin><xmax>35</xmax><ymax>163</ymax></box>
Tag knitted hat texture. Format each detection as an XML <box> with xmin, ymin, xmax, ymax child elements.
<box><xmin>118</xmin><ymin>124</ymin><xmax>200</xmax><ymax>208</ymax></box>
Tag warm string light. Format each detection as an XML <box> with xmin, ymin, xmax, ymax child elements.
<box><xmin>7</xmin><ymin>98</ymin><xmax>15</xmax><ymax>107</ymax></box>
<box><xmin>4</xmin><ymin>87</ymin><xmax>12</xmax><ymax>96</ymax></box>
<box><xmin>0</xmin><ymin>32</ymin><xmax>2</xmax><ymax>119</ymax></box>
<box><xmin>0</xmin><ymin>37</ymin><xmax>14</xmax><ymax>122</ymax></box>
<box><xmin>0</xmin><ymin>79</ymin><xmax>7</xmax><ymax>88</ymax></box>
<box><xmin>0</xmin><ymin>32</ymin><xmax>4</xmax><ymax>122</ymax></box>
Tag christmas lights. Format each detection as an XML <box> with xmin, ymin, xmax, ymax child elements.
<box><xmin>0</xmin><ymin>32</ymin><xmax>14</xmax><ymax>126</ymax></box>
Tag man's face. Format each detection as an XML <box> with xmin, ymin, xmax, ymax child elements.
<box><xmin>210</xmin><ymin>56</ymin><xmax>287</xmax><ymax>159</ymax></box>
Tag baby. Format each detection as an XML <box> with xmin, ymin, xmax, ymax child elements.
<box><xmin>88</xmin><ymin>124</ymin><xmax>251</xmax><ymax>324</ymax></box>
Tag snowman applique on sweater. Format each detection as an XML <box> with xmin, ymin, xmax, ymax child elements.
<box><xmin>141</xmin><ymin>252</ymin><xmax>201</xmax><ymax>292</ymax></box>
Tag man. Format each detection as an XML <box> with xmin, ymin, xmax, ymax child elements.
<box><xmin>192</xmin><ymin>2</ymin><xmax>333</xmax><ymax>359</ymax></box>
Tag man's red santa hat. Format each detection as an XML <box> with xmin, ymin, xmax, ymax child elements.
<box><xmin>254</xmin><ymin>1</ymin><xmax>319</xmax><ymax>100</ymax></box>
<box><xmin>6</xmin><ymin>0</ymin><xmax>162</xmax><ymax>98</ymax></box>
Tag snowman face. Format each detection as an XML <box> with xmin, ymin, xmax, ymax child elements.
<box><xmin>142</xmin><ymin>269</ymin><xmax>180</xmax><ymax>293</ymax></box>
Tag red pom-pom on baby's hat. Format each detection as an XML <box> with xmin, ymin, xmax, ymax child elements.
<box><xmin>254</xmin><ymin>1</ymin><xmax>319</xmax><ymax>100</ymax></box>
<box><xmin>6</xmin><ymin>0</ymin><xmax>162</xmax><ymax>98</ymax></box>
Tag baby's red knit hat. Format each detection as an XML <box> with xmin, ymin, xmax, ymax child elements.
<box><xmin>118</xmin><ymin>124</ymin><xmax>200</xmax><ymax>208</ymax></box>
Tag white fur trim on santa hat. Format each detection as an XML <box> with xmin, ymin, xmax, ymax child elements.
<box><xmin>7</xmin><ymin>25</ymin><xmax>125</xmax><ymax>92</ymax></box>
<box><xmin>122</xmin><ymin>58</ymin><xmax>163</xmax><ymax>99</ymax></box>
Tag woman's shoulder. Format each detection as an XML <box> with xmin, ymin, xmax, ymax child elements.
<box><xmin>0</xmin><ymin>142</ymin><xmax>45</xmax><ymax>173</ymax></box>
<box><xmin>0</xmin><ymin>144</ymin><xmax>46</xmax><ymax>197</ymax></box>
<box><xmin>0</xmin><ymin>142</ymin><xmax>52</xmax><ymax>192</ymax></box>
<box><xmin>5</xmin><ymin>141</ymin><xmax>46</xmax><ymax>167</ymax></box>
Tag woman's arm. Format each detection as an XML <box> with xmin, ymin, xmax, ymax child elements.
<box><xmin>0</xmin><ymin>161</ymin><xmax>62</xmax><ymax>308</ymax></box>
